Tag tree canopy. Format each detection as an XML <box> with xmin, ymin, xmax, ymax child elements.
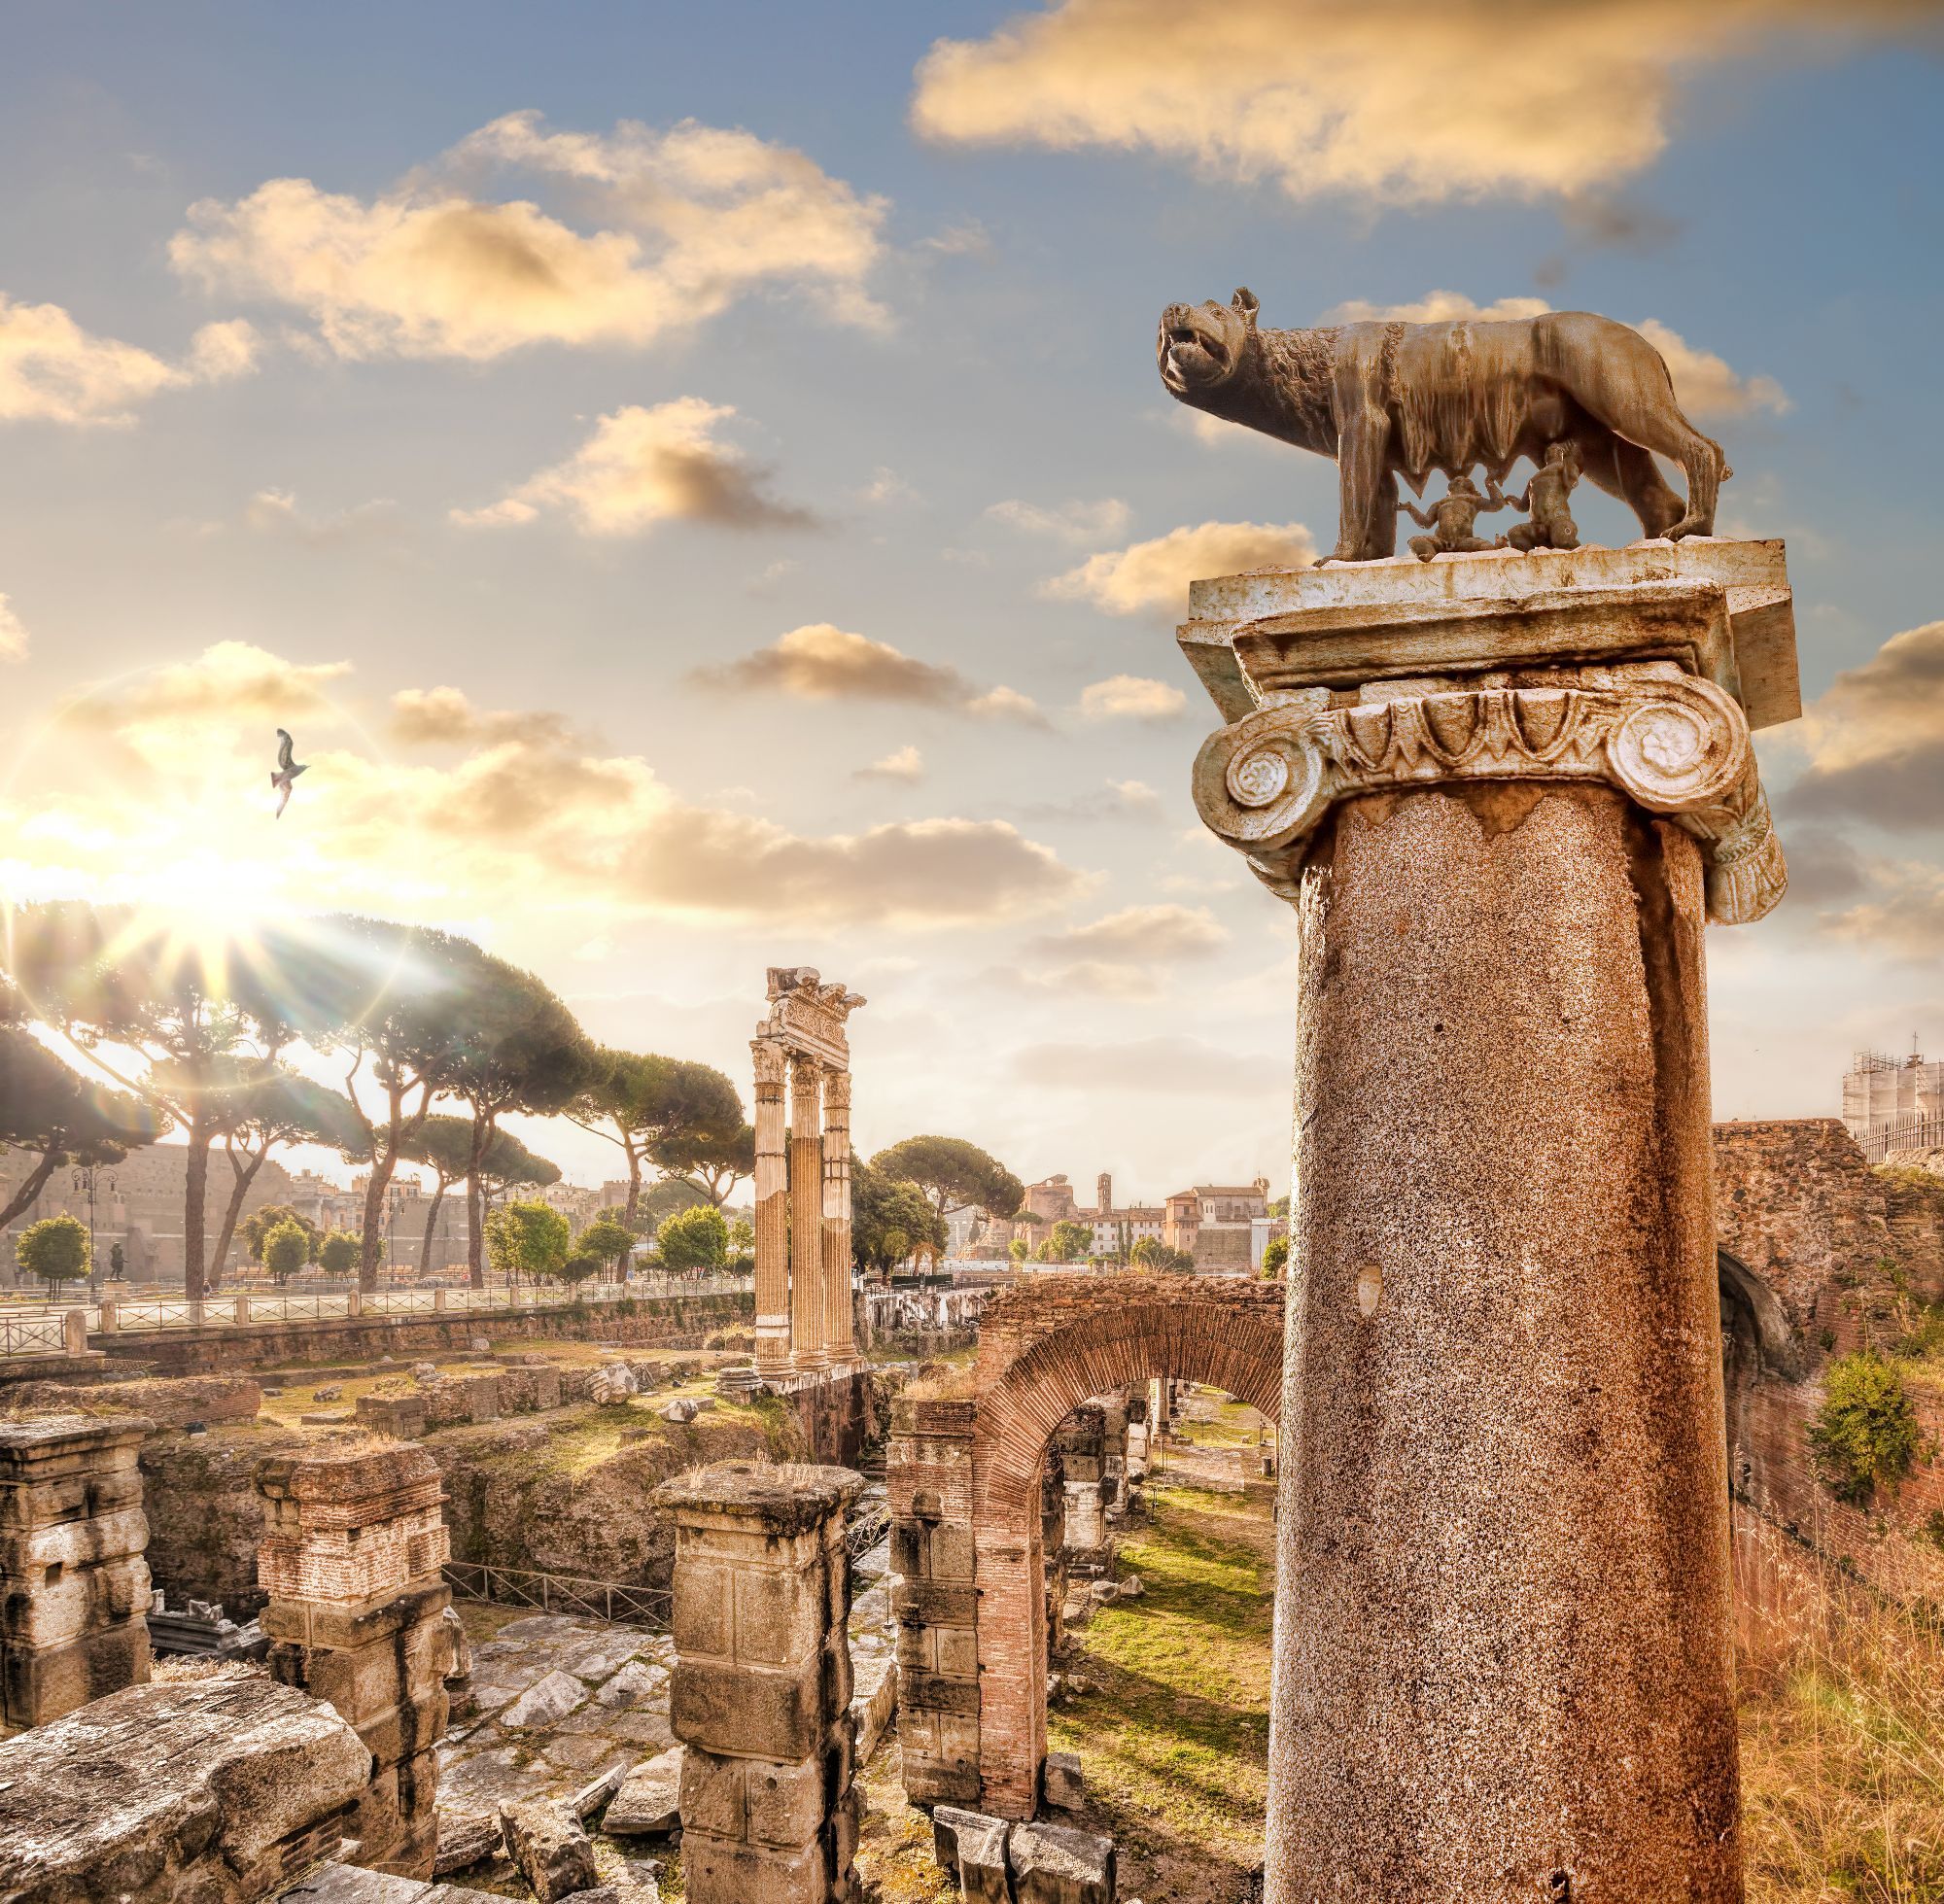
<box><xmin>850</xmin><ymin>1157</ymin><xmax>947</xmax><ymax>1276</ymax></box>
<box><xmin>1038</xmin><ymin>1219</ymin><xmax>1094</xmax><ymax>1264</ymax></box>
<box><xmin>242</xmin><ymin>1203</ymin><xmax>321</xmax><ymax>1264</ymax></box>
<box><xmin>262</xmin><ymin>1219</ymin><xmax>312</xmax><ymax>1284</ymax></box>
<box><xmin>485</xmin><ymin>1200</ymin><xmax>570</xmax><ymax>1285</ymax></box>
<box><xmin>16</xmin><ymin>1213</ymin><xmax>89</xmax><ymax>1291</ymax></box>
<box><xmin>577</xmin><ymin>1218</ymin><xmax>637</xmax><ymax>1270</ymax></box>
<box><xmin>655</xmin><ymin>1202</ymin><xmax>728</xmax><ymax>1272</ymax></box>
<box><xmin>868</xmin><ymin>1136</ymin><xmax>1024</xmax><ymax>1228</ymax></box>
<box><xmin>0</xmin><ymin>1017</ymin><xmax>160</xmax><ymax>1231</ymax></box>
<box><xmin>1130</xmin><ymin>1236</ymin><xmax>1196</xmax><ymax>1274</ymax></box>
<box><xmin>569</xmin><ymin>1050</ymin><xmax>746</xmax><ymax>1229</ymax></box>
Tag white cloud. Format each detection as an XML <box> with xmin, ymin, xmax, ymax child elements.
<box><xmin>1033</xmin><ymin>903</ymin><xmax>1228</xmax><ymax>964</ymax></box>
<box><xmin>245</xmin><ymin>488</ymin><xmax>399</xmax><ymax>545</ymax></box>
<box><xmin>171</xmin><ymin>111</ymin><xmax>887</xmax><ymax>362</ymax></box>
<box><xmin>859</xmin><ymin>467</ymin><xmax>920</xmax><ymax>505</ymax></box>
<box><xmin>0</xmin><ymin>295</ymin><xmax>260</xmax><ymax>426</ymax></box>
<box><xmin>986</xmin><ymin>497</ymin><xmax>1130</xmax><ymax>542</ymax></box>
<box><xmin>1790</xmin><ymin>621</ymin><xmax>1944</xmax><ymax>827</ymax></box>
<box><xmin>911</xmin><ymin>0</ymin><xmax>1934</xmax><ymax>206</ymax></box>
<box><xmin>0</xmin><ymin>595</ymin><xmax>27</xmax><ymax>662</ymax></box>
<box><xmin>1328</xmin><ymin>293</ymin><xmax>1788</xmax><ymax>419</ymax></box>
<box><xmin>1047</xmin><ymin>520</ymin><xmax>1317</xmax><ymax>616</ymax></box>
<box><xmin>856</xmin><ymin>744</ymin><xmax>926</xmax><ymax>784</ymax></box>
<box><xmin>1078</xmin><ymin>675</ymin><xmax>1187</xmax><ymax>722</ymax></box>
<box><xmin>20</xmin><ymin>645</ymin><xmax>1088</xmax><ymax>931</ymax></box>
<box><xmin>452</xmin><ymin>399</ymin><xmax>812</xmax><ymax>536</ymax></box>
<box><xmin>699</xmin><ymin>624</ymin><xmax>1046</xmax><ymax>726</ymax></box>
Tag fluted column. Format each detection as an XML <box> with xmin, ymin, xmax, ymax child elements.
<box><xmin>1181</xmin><ymin>545</ymin><xmax>1797</xmax><ymax>1904</ymax></box>
<box><xmin>790</xmin><ymin>1056</ymin><xmax>829</xmax><ymax>1372</ymax></box>
<box><xmin>821</xmin><ymin>1070</ymin><xmax>854</xmax><ymax>1367</ymax></box>
<box><xmin>751</xmin><ymin>1038</ymin><xmax>790</xmax><ymax>1377</ymax></box>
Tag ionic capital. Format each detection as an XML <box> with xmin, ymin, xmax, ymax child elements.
<box><xmin>1193</xmin><ymin>671</ymin><xmax>1782</xmax><ymax>922</ymax></box>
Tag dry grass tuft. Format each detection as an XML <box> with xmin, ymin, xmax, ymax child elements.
<box><xmin>1736</xmin><ymin>1509</ymin><xmax>1944</xmax><ymax>1901</ymax></box>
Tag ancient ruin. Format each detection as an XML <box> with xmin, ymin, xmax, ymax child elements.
<box><xmin>752</xmin><ymin>967</ymin><xmax>866</xmax><ymax>1378</ymax></box>
<box><xmin>257</xmin><ymin>1440</ymin><xmax>455</xmax><ymax>1877</ymax></box>
<box><xmin>0</xmin><ymin>1412</ymin><xmax>153</xmax><ymax>1733</ymax></box>
<box><xmin>1183</xmin><ymin>537</ymin><xmax>1797</xmax><ymax>1899</ymax></box>
<box><xmin>660</xmin><ymin>1459</ymin><xmax>865</xmax><ymax>1903</ymax></box>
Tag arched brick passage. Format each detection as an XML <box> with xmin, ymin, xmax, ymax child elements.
<box><xmin>964</xmin><ymin>1276</ymin><xmax>1284</xmax><ymax>1817</ymax></box>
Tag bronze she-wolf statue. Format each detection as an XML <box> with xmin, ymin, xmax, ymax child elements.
<box><xmin>1158</xmin><ymin>289</ymin><xmax>1730</xmax><ymax>564</ymax></box>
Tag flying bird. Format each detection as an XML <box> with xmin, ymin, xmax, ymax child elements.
<box><xmin>270</xmin><ymin>728</ymin><xmax>308</xmax><ymax>818</ymax></box>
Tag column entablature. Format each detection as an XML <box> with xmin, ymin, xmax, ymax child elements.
<box><xmin>1182</xmin><ymin>543</ymin><xmax>1795</xmax><ymax>925</ymax></box>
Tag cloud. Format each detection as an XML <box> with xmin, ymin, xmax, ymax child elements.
<box><xmin>910</xmin><ymin>0</ymin><xmax>1934</xmax><ymax>206</ymax></box>
<box><xmin>245</xmin><ymin>488</ymin><xmax>400</xmax><ymax>545</ymax></box>
<box><xmin>696</xmin><ymin>623</ymin><xmax>1046</xmax><ymax>724</ymax></box>
<box><xmin>986</xmin><ymin>497</ymin><xmax>1130</xmax><ymax>542</ymax></box>
<box><xmin>63</xmin><ymin>640</ymin><xmax>352</xmax><ymax>728</ymax></box>
<box><xmin>855</xmin><ymin>744</ymin><xmax>925</xmax><ymax>783</ymax></box>
<box><xmin>1032</xmin><ymin>903</ymin><xmax>1228</xmax><ymax>965</ymax></box>
<box><xmin>452</xmin><ymin>399</ymin><xmax>813</xmax><ymax>535</ymax></box>
<box><xmin>1327</xmin><ymin>293</ymin><xmax>1788</xmax><ymax>419</ymax></box>
<box><xmin>1013</xmin><ymin>1033</ymin><xmax>1282</xmax><ymax>1095</ymax></box>
<box><xmin>389</xmin><ymin>686</ymin><xmax>575</xmax><ymax>749</ymax></box>
<box><xmin>0</xmin><ymin>595</ymin><xmax>27</xmax><ymax>662</ymax></box>
<box><xmin>1014</xmin><ymin>779</ymin><xmax>1167</xmax><ymax>824</ymax></box>
<box><xmin>20</xmin><ymin>643</ymin><xmax>1087</xmax><ymax>930</ymax></box>
<box><xmin>859</xmin><ymin>467</ymin><xmax>920</xmax><ymax>505</ymax></box>
<box><xmin>0</xmin><ymin>295</ymin><xmax>259</xmax><ymax>426</ymax></box>
<box><xmin>1047</xmin><ymin>519</ymin><xmax>1317</xmax><ymax>615</ymax></box>
<box><xmin>170</xmin><ymin>111</ymin><xmax>887</xmax><ymax>361</ymax></box>
<box><xmin>1078</xmin><ymin>675</ymin><xmax>1187</xmax><ymax>722</ymax></box>
<box><xmin>1814</xmin><ymin>858</ymin><xmax>1944</xmax><ymax>960</ymax></box>
<box><xmin>1788</xmin><ymin>621</ymin><xmax>1944</xmax><ymax>828</ymax></box>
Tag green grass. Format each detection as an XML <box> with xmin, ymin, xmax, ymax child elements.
<box><xmin>1050</xmin><ymin>1480</ymin><xmax>1272</xmax><ymax>1891</ymax></box>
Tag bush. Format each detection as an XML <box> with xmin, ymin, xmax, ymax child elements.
<box><xmin>262</xmin><ymin>1220</ymin><xmax>311</xmax><ymax>1284</ymax></box>
<box><xmin>657</xmin><ymin>1203</ymin><xmax>728</xmax><ymax>1272</ymax></box>
<box><xmin>1808</xmin><ymin>1353</ymin><xmax>1925</xmax><ymax>1506</ymax></box>
<box><xmin>316</xmin><ymin>1230</ymin><xmax>363</xmax><ymax>1277</ymax></box>
<box><xmin>17</xmin><ymin>1214</ymin><xmax>88</xmax><ymax>1292</ymax></box>
<box><xmin>1260</xmin><ymin>1235</ymin><xmax>1289</xmax><ymax>1278</ymax></box>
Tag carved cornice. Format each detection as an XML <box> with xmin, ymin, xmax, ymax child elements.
<box><xmin>1192</xmin><ymin>671</ymin><xmax>1786</xmax><ymax>923</ymax></box>
<box><xmin>760</xmin><ymin>966</ymin><xmax>865</xmax><ymax>1069</ymax></box>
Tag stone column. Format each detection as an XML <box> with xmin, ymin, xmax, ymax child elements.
<box><xmin>257</xmin><ymin>1441</ymin><xmax>454</xmax><ymax>1877</ymax></box>
<box><xmin>0</xmin><ymin>1414</ymin><xmax>153</xmax><ymax>1734</ymax></box>
<box><xmin>660</xmin><ymin>1460</ymin><xmax>863</xmax><ymax>1902</ymax></box>
<box><xmin>889</xmin><ymin>1397</ymin><xmax>982</xmax><ymax>1807</ymax></box>
<box><xmin>753</xmin><ymin>1037</ymin><xmax>792</xmax><ymax>1377</ymax></box>
<box><xmin>821</xmin><ymin>1070</ymin><xmax>855</xmax><ymax>1367</ymax></box>
<box><xmin>791</xmin><ymin>1056</ymin><xmax>829</xmax><ymax>1372</ymax></box>
<box><xmin>1184</xmin><ymin>545</ymin><xmax>1795</xmax><ymax>1902</ymax></box>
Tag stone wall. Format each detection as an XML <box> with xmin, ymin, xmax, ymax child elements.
<box><xmin>0</xmin><ymin>1666</ymin><xmax>368</xmax><ymax>1903</ymax></box>
<box><xmin>78</xmin><ymin>1289</ymin><xmax>753</xmax><ymax>1376</ymax></box>
<box><xmin>1713</xmin><ymin>1121</ymin><xmax>1944</xmax><ymax>1610</ymax></box>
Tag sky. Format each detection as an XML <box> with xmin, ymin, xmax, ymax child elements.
<box><xmin>2</xmin><ymin>0</ymin><xmax>1942</xmax><ymax>1200</ymax></box>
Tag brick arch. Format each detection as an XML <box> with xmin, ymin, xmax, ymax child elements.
<box><xmin>961</xmin><ymin>1275</ymin><xmax>1286</xmax><ymax>1817</ymax></box>
<box><xmin>972</xmin><ymin>1279</ymin><xmax>1284</xmax><ymax>1519</ymax></box>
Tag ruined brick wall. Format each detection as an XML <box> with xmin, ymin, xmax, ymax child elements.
<box><xmin>1713</xmin><ymin>1121</ymin><xmax>1944</xmax><ymax>1610</ymax></box>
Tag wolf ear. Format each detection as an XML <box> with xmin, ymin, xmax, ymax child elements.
<box><xmin>1232</xmin><ymin>287</ymin><xmax>1259</xmax><ymax>327</ymax></box>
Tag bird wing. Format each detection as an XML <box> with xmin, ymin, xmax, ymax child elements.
<box><xmin>274</xmin><ymin>780</ymin><xmax>292</xmax><ymax>818</ymax></box>
<box><xmin>276</xmin><ymin>729</ymin><xmax>295</xmax><ymax>771</ymax></box>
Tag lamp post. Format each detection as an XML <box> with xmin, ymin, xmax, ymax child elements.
<box><xmin>70</xmin><ymin>1166</ymin><xmax>115</xmax><ymax>1294</ymax></box>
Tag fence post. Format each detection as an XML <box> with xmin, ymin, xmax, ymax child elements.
<box><xmin>97</xmin><ymin>1298</ymin><xmax>119</xmax><ymax>1334</ymax></box>
<box><xmin>62</xmin><ymin>1307</ymin><xmax>89</xmax><ymax>1355</ymax></box>
<box><xmin>433</xmin><ymin>1289</ymin><xmax>447</xmax><ymax>1312</ymax></box>
<box><xmin>232</xmin><ymin>1295</ymin><xmax>251</xmax><ymax>1325</ymax></box>
<box><xmin>346</xmin><ymin>1290</ymin><xmax>363</xmax><ymax>1317</ymax></box>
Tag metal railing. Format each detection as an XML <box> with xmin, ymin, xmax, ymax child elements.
<box><xmin>1863</xmin><ymin>1111</ymin><xmax>1944</xmax><ymax>1163</ymax></box>
<box><xmin>0</xmin><ymin>1313</ymin><xmax>67</xmax><ymax>1358</ymax></box>
<box><xmin>443</xmin><ymin>1559</ymin><xmax>671</xmax><ymax>1628</ymax></box>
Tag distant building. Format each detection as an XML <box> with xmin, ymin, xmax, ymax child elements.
<box><xmin>538</xmin><ymin>1183</ymin><xmax>602</xmax><ymax>1232</ymax></box>
<box><xmin>988</xmin><ymin>1170</ymin><xmax>1259</xmax><ymax>1268</ymax></box>
<box><xmin>1842</xmin><ymin>1048</ymin><xmax>1944</xmax><ymax>1162</ymax></box>
<box><xmin>1163</xmin><ymin>1182</ymin><xmax>1271</xmax><ymax>1272</ymax></box>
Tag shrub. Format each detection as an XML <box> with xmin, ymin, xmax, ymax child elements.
<box><xmin>657</xmin><ymin>1203</ymin><xmax>728</xmax><ymax>1272</ymax></box>
<box><xmin>1260</xmin><ymin>1235</ymin><xmax>1289</xmax><ymax>1278</ymax></box>
<box><xmin>262</xmin><ymin>1220</ymin><xmax>311</xmax><ymax>1284</ymax></box>
<box><xmin>17</xmin><ymin>1214</ymin><xmax>88</xmax><ymax>1292</ymax></box>
<box><xmin>1808</xmin><ymin>1353</ymin><xmax>1924</xmax><ymax>1506</ymax></box>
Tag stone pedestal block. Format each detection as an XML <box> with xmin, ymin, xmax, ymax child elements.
<box><xmin>888</xmin><ymin>1397</ymin><xmax>983</xmax><ymax>1807</ymax></box>
<box><xmin>660</xmin><ymin>1460</ymin><xmax>865</xmax><ymax>1904</ymax></box>
<box><xmin>258</xmin><ymin>1442</ymin><xmax>455</xmax><ymax>1878</ymax></box>
<box><xmin>0</xmin><ymin>1412</ymin><xmax>153</xmax><ymax>1733</ymax></box>
<box><xmin>1183</xmin><ymin>544</ymin><xmax>1793</xmax><ymax>1902</ymax></box>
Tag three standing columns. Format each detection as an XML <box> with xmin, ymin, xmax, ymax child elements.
<box><xmin>751</xmin><ymin>967</ymin><xmax>865</xmax><ymax>1378</ymax></box>
<box><xmin>1184</xmin><ymin>543</ymin><xmax>1797</xmax><ymax>1902</ymax></box>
